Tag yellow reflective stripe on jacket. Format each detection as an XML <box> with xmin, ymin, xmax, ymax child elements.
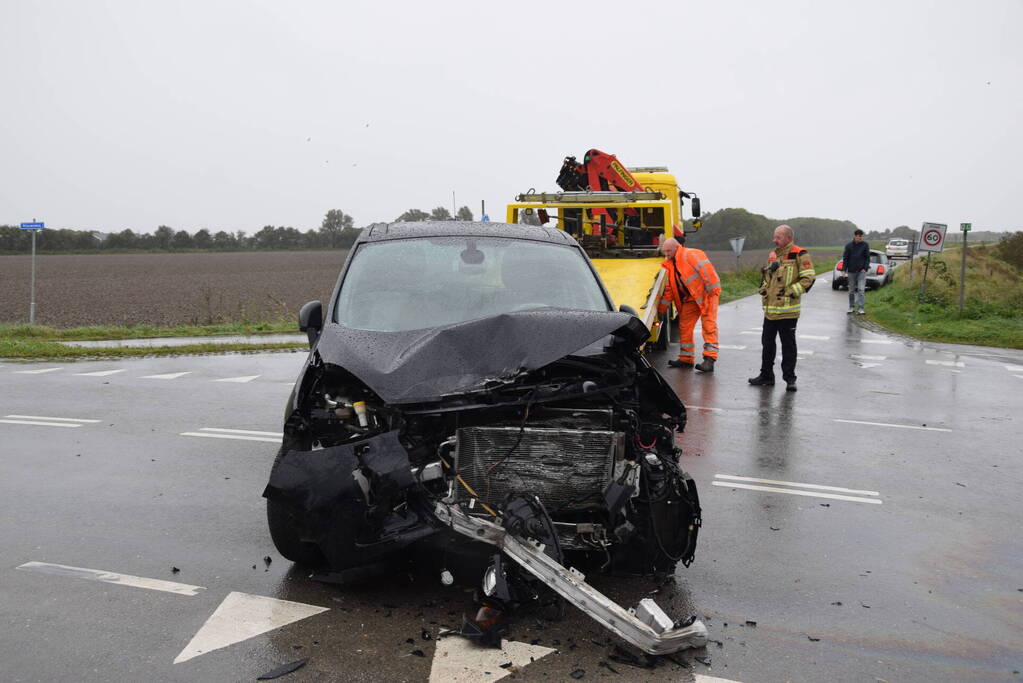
<box><xmin>790</xmin><ymin>282</ymin><xmax>804</xmax><ymax>296</ymax></box>
<box><xmin>799</xmin><ymin>268</ymin><xmax>815</xmax><ymax>277</ymax></box>
<box><xmin>764</xmin><ymin>304</ymin><xmax>802</xmax><ymax>314</ymax></box>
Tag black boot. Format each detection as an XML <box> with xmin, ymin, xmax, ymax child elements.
<box><xmin>668</xmin><ymin>359</ymin><xmax>694</xmax><ymax>369</ymax></box>
<box><xmin>748</xmin><ymin>375</ymin><xmax>775</xmax><ymax>386</ymax></box>
<box><xmin>694</xmin><ymin>357</ymin><xmax>715</xmax><ymax>373</ymax></box>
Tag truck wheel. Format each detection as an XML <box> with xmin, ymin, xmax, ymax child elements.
<box><xmin>267</xmin><ymin>438</ymin><xmax>327</xmax><ymax>568</ymax></box>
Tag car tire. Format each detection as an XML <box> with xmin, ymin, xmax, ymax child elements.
<box><xmin>831</xmin><ymin>279</ymin><xmax>839</xmax><ymax>291</ymax></box>
<box><xmin>267</xmin><ymin>437</ymin><xmax>327</xmax><ymax>568</ymax></box>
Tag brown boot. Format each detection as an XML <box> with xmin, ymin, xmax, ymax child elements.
<box><xmin>694</xmin><ymin>357</ymin><xmax>715</xmax><ymax>373</ymax></box>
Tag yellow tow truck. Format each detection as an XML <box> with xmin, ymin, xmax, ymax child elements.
<box><xmin>506</xmin><ymin>156</ymin><xmax>702</xmax><ymax>349</ymax></box>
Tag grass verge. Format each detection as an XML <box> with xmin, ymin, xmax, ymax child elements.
<box><xmin>720</xmin><ymin>257</ymin><xmax>838</xmax><ymax>304</ymax></box>
<box><xmin>863</xmin><ymin>249</ymin><xmax>1023</xmax><ymax>349</ymax></box>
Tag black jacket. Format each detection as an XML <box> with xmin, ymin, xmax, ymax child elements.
<box><xmin>842</xmin><ymin>240</ymin><xmax>871</xmax><ymax>272</ymax></box>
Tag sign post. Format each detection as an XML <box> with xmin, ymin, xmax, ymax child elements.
<box><xmin>728</xmin><ymin>236</ymin><xmax>745</xmax><ymax>272</ymax></box>
<box><xmin>20</xmin><ymin>221</ymin><xmax>45</xmax><ymax>323</ymax></box>
<box><xmin>959</xmin><ymin>222</ymin><xmax>971</xmax><ymax>313</ymax></box>
<box><xmin>917</xmin><ymin>222</ymin><xmax>947</xmax><ymax>298</ymax></box>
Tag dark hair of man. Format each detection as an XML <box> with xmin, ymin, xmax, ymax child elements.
<box><xmin>854</xmin><ymin>229</ymin><xmax>864</xmax><ymax>236</ymax></box>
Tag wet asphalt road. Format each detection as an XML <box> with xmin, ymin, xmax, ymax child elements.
<box><xmin>2</xmin><ymin>271</ymin><xmax>1022</xmax><ymax>683</ymax></box>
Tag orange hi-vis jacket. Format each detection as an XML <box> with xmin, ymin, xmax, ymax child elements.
<box><xmin>657</xmin><ymin>247</ymin><xmax>721</xmax><ymax>316</ymax></box>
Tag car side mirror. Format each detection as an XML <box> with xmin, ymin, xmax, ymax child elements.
<box><xmin>690</xmin><ymin>196</ymin><xmax>701</xmax><ymax>219</ymax></box>
<box><xmin>298</xmin><ymin>300</ymin><xmax>323</xmax><ymax>347</ymax></box>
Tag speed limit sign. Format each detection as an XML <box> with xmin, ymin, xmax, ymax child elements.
<box><xmin>919</xmin><ymin>222</ymin><xmax>947</xmax><ymax>253</ymax></box>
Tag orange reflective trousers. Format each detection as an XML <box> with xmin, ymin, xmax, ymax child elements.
<box><xmin>677</xmin><ymin>297</ymin><xmax>719</xmax><ymax>363</ymax></box>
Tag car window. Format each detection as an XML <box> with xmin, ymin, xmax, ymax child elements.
<box><xmin>870</xmin><ymin>253</ymin><xmax>882</xmax><ymax>263</ymax></box>
<box><xmin>334</xmin><ymin>237</ymin><xmax>610</xmax><ymax>331</ymax></box>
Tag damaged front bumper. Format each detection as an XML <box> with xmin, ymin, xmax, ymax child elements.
<box><xmin>434</xmin><ymin>503</ymin><xmax>709</xmax><ymax>655</ymax></box>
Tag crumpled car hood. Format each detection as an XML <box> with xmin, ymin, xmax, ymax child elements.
<box><xmin>314</xmin><ymin>309</ymin><xmax>645</xmax><ymax>404</ymax></box>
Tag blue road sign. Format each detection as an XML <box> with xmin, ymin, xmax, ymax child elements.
<box><xmin>20</xmin><ymin>222</ymin><xmax>45</xmax><ymax>230</ymax></box>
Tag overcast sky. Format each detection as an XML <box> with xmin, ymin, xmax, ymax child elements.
<box><xmin>2</xmin><ymin>1</ymin><xmax>1020</xmax><ymax>235</ymax></box>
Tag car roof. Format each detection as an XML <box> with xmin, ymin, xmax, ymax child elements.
<box><xmin>358</xmin><ymin>221</ymin><xmax>578</xmax><ymax>246</ymax></box>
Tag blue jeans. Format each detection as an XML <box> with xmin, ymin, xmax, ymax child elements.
<box><xmin>847</xmin><ymin>271</ymin><xmax>866</xmax><ymax>310</ymax></box>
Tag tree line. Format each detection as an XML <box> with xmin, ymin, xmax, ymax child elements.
<box><xmin>683</xmin><ymin>208</ymin><xmax>860</xmax><ymax>250</ymax></box>
<box><xmin>0</xmin><ymin>206</ymin><xmax>476</xmax><ymax>253</ymax></box>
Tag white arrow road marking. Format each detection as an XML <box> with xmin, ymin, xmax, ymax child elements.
<box><xmin>214</xmin><ymin>375</ymin><xmax>261</xmax><ymax>383</ymax></box>
<box><xmin>851</xmin><ymin>354</ymin><xmax>887</xmax><ymax>361</ymax></box>
<box><xmin>926</xmin><ymin>360</ymin><xmax>965</xmax><ymax>367</ymax></box>
<box><xmin>141</xmin><ymin>372</ymin><xmax>192</xmax><ymax>380</ymax></box>
<box><xmin>833</xmin><ymin>418</ymin><xmax>951</xmax><ymax>432</ymax></box>
<box><xmin>75</xmin><ymin>369</ymin><xmax>126</xmax><ymax>376</ymax></box>
<box><xmin>854</xmin><ymin>362</ymin><xmax>882</xmax><ymax>369</ymax></box>
<box><xmin>718</xmin><ymin>344</ymin><xmax>747</xmax><ymax>350</ymax></box>
<box><xmin>13</xmin><ymin>367</ymin><xmax>63</xmax><ymax>374</ymax></box>
<box><xmin>860</xmin><ymin>339</ymin><xmax>895</xmax><ymax>345</ymax></box>
<box><xmin>174</xmin><ymin>592</ymin><xmax>328</xmax><ymax>664</ymax></box>
<box><xmin>798</xmin><ymin>334</ymin><xmax>830</xmax><ymax>340</ymax></box>
<box><xmin>429</xmin><ymin>636</ymin><xmax>555</xmax><ymax>682</ymax></box>
<box><xmin>180</xmin><ymin>428</ymin><xmax>282</xmax><ymax>443</ymax></box>
<box><xmin>16</xmin><ymin>561</ymin><xmax>204</xmax><ymax>596</ymax></box>
<box><xmin>1004</xmin><ymin>364</ymin><xmax>1023</xmax><ymax>372</ymax></box>
<box><xmin>696</xmin><ymin>676</ymin><xmax>744</xmax><ymax>683</ymax></box>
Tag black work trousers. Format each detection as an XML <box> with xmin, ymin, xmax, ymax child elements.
<box><xmin>760</xmin><ymin>317</ymin><xmax>798</xmax><ymax>382</ymax></box>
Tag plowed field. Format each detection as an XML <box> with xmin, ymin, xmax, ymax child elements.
<box><xmin>0</xmin><ymin>247</ymin><xmax>840</xmax><ymax>328</ymax></box>
<box><xmin>0</xmin><ymin>251</ymin><xmax>348</xmax><ymax>328</ymax></box>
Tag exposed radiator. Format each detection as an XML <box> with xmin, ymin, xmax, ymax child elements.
<box><xmin>455</xmin><ymin>426</ymin><xmax>619</xmax><ymax>512</ymax></box>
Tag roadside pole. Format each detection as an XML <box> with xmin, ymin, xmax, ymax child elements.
<box><xmin>20</xmin><ymin>220</ymin><xmax>46</xmax><ymax>324</ymax></box>
<box><xmin>959</xmin><ymin>222</ymin><xmax>971</xmax><ymax>313</ymax></box>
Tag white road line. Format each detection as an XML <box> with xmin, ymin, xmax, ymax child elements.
<box><xmin>718</xmin><ymin>344</ymin><xmax>748</xmax><ymax>350</ymax></box>
<box><xmin>180</xmin><ymin>432</ymin><xmax>281</xmax><ymax>443</ymax></box>
<box><xmin>711</xmin><ymin>481</ymin><xmax>882</xmax><ymax>505</ymax></box>
<box><xmin>141</xmin><ymin>371</ymin><xmax>191</xmax><ymax>380</ymax></box>
<box><xmin>740</xmin><ymin>330</ymin><xmax>760</xmax><ymax>335</ymax></box>
<box><xmin>715</xmin><ymin>474</ymin><xmax>879</xmax><ymax>496</ymax></box>
<box><xmin>13</xmin><ymin>367</ymin><xmax>62</xmax><ymax>374</ymax></box>
<box><xmin>74</xmin><ymin>369</ymin><xmax>126</xmax><ymax>377</ymax></box>
<box><xmin>860</xmin><ymin>339</ymin><xmax>895</xmax><ymax>345</ymax></box>
<box><xmin>1005</xmin><ymin>364</ymin><xmax>1023</xmax><ymax>372</ymax></box>
<box><xmin>851</xmin><ymin>354</ymin><xmax>887</xmax><ymax>361</ymax></box>
<box><xmin>854</xmin><ymin>362</ymin><xmax>882</xmax><ymax>369</ymax></box>
<box><xmin>17</xmin><ymin>561</ymin><xmax>204</xmax><ymax>596</ymax></box>
<box><xmin>175</xmin><ymin>592</ymin><xmax>327</xmax><ymax>664</ymax></box>
<box><xmin>687</xmin><ymin>405</ymin><xmax>723</xmax><ymax>412</ymax></box>
<box><xmin>926</xmin><ymin>360</ymin><xmax>965</xmax><ymax>368</ymax></box>
<box><xmin>1015</xmin><ymin>375</ymin><xmax>1023</xmax><ymax>380</ymax></box>
<box><xmin>5</xmin><ymin>415</ymin><xmax>101</xmax><ymax>423</ymax></box>
<box><xmin>799</xmin><ymin>334</ymin><xmax>830</xmax><ymax>340</ymax></box>
<box><xmin>198</xmin><ymin>428</ymin><xmax>283</xmax><ymax>437</ymax></box>
<box><xmin>0</xmin><ymin>419</ymin><xmax>81</xmax><ymax>428</ymax></box>
<box><xmin>214</xmin><ymin>375</ymin><xmax>261</xmax><ymax>383</ymax></box>
<box><xmin>798</xmin><ymin>350</ymin><xmax>815</xmax><ymax>355</ymax></box>
<box><xmin>833</xmin><ymin>418</ymin><xmax>951</xmax><ymax>432</ymax></box>
<box><xmin>695</xmin><ymin>676</ymin><xmax>744</xmax><ymax>683</ymax></box>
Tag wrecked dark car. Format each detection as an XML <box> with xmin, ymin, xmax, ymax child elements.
<box><xmin>263</xmin><ymin>221</ymin><xmax>707</xmax><ymax>653</ymax></box>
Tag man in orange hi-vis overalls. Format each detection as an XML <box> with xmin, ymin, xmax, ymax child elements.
<box><xmin>658</xmin><ymin>236</ymin><xmax>721</xmax><ymax>372</ymax></box>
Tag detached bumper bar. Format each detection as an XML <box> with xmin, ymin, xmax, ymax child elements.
<box><xmin>434</xmin><ymin>503</ymin><xmax>708</xmax><ymax>655</ymax></box>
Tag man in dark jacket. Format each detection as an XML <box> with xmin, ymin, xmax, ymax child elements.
<box><xmin>842</xmin><ymin>229</ymin><xmax>870</xmax><ymax>314</ymax></box>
